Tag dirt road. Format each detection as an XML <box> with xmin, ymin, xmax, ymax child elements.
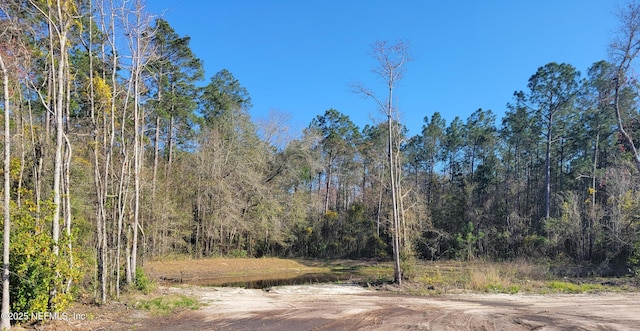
<box><xmin>139</xmin><ymin>284</ymin><xmax>640</xmax><ymax>331</ymax></box>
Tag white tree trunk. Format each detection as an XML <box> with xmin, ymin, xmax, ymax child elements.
<box><xmin>1</xmin><ymin>49</ymin><xmax>13</xmax><ymax>331</ymax></box>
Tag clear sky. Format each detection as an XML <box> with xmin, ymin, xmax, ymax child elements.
<box><xmin>145</xmin><ymin>0</ymin><xmax>622</xmax><ymax>137</ymax></box>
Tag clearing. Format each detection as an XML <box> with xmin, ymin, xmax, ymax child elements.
<box><xmin>19</xmin><ymin>258</ymin><xmax>640</xmax><ymax>330</ymax></box>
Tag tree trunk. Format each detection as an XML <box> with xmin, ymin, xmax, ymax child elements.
<box><xmin>613</xmin><ymin>78</ymin><xmax>640</xmax><ymax>173</ymax></box>
<box><xmin>167</xmin><ymin>115</ymin><xmax>174</xmax><ymax>173</ymax></box>
<box><xmin>387</xmin><ymin>82</ymin><xmax>402</xmax><ymax>285</ymax></box>
<box><xmin>52</xmin><ymin>7</ymin><xmax>69</xmax><ymax>259</ymax></box>
<box><xmin>116</xmin><ymin>153</ymin><xmax>130</xmax><ymax>294</ymax></box>
<box><xmin>62</xmin><ymin>54</ymin><xmax>74</xmax><ymax>292</ymax></box>
<box><xmin>1</xmin><ymin>50</ymin><xmax>13</xmax><ymax>331</ymax></box>
<box><xmin>104</xmin><ymin>0</ymin><xmax>120</xmax><ymax>298</ymax></box>
<box><xmin>324</xmin><ymin>160</ymin><xmax>332</xmax><ymax>214</ymax></box>
<box><xmin>153</xmin><ymin>115</ymin><xmax>160</xmax><ymax>197</ymax></box>
<box><xmin>589</xmin><ymin>130</ymin><xmax>599</xmax><ymax>260</ymax></box>
<box><xmin>131</xmin><ymin>76</ymin><xmax>142</xmax><ymax>284</ymax></box>
<box><xmin>356</xmin><ymin>40</ymin><xmax>410</xmax><ymax>285</ymax></box>
<box><xmin>388</xmin><ymin>113</ymin><xmax>402</xmax><ymax>285</ymax></box>
<box><xmin>126</xmin><ymin>0</ymin><xmax>152</xmax><ymax>285</ymax></box>
<box><xmin>544</xmin><ymin>115</ymin><xmax>553</xmax><ymax>221</ymax></box>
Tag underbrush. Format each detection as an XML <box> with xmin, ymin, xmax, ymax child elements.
<box><xmin>360</xmin><ymin>260</ymin><xmax>636</xmax><ymax>295</ymax></box>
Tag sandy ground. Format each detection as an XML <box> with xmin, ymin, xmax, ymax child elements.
<box><xmin>23</xmin><ymin>258</ymin><xmax>639</xmax><ymax>330</ymax></box>
<box><xmin>133</xmin><ymin>284</ymin><xmax>640</xmax><ymax>331</ymax></box>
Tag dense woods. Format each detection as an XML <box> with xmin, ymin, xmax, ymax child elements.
<box><xmin>2</xmin><ymin>0</ymin><xmax>640</xmax><ymax>327</ymax></box>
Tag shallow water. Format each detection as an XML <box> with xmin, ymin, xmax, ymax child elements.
<box><xmin>185</xmin><ymin>272</ymin><xmax>356</xmax><ymax>289</ymax></box>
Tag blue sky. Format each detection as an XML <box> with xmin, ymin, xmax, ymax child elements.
<box><xmin>145</xmin><ymin>0</ymin><xmax>622</xmax><ymax>137</ymax></box>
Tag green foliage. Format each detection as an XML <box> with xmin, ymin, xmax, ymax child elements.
<box><xmin>229</xmin><ymin>249</ymin><xmax>248</xmax><ymax>258</ymax></box>
<box><xmin>7</xmin><ymin>200</ymin><xmax>84</xmax><ymax>317</ymax></box>
<box><xmin>455</xmin><ymin>222</ymin><xmax>484</xmax><ymax>261</ymax></box>
<box><xmin>309</xmin><ymin>109</ymin><xmax>362</xmax><ymax>159</ymax></box>
<box><xmin>148</xmin><ymin>17</ymin><xmax>203</xmax><ymax>143</ymax></box>
<box><xmin>9</xmin><ymin>2</ymin><xmax>640</xmax><ymax>305</ymax></box>
<box><xmin>201</xmin><ymin>69</ymin><xmax>252</xmax><ymax>127</ymax></box>
<box><xmin>294</xmin><ymin>203</ymin><xmax>389</xmax><ymax>259</ymax></box>
<box><xmin>400</xmin><ymin>250</ymin><xmax>418</xmax><ymax>280</ymax></box>
<box><xmin>546</xmin><ymin>281</ymin><xmax>604</xmax><ymax>293</ymax></box>
<box><xmin>134</xmin><ymin>268</ymin><xmax>155</xmax><ymax>294</ymax></box>
<box><xmin>366</xmin><ymin>236</ymin><xmax>388</xmax><ymax>259</ymax></box>
<box><xmin>523</xmin><ymin>235</ymin><xmax>550</xmax><ymax>258</ymax></box>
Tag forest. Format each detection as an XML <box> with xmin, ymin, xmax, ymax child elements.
<box><xmin>1</xmin><ymin>0</ymin><xmax>640</xmax><ymax>327</ymax></box>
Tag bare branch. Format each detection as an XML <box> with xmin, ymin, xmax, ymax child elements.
<box><xmin>351</xmin><ymin>81</ymin><xmax>386</xmax><ymax>113</ymax></box>
<box><xmin>609</xmin><ymin>1</ymin><xmax>640</xmax><ymax>172</ymax></box>
<box><xmin>370</xmin><ymin>40</ymin><xmax>412</xmax><ymax>88</ymax></box>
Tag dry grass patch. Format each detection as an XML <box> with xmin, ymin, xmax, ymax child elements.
<box><xmin>144</xmin><ymin>258</ymin><xmax>328</xmax><ymax>283</ymax></box>
<box><xmin>410</xmin><ymin>260</ymin><xmax>551</xmax><ymax>294</ymax></box>
<box><xmin>407</xmin><ymin>260</ymin><xmax>638</xmax><ymax>294</ymax></box>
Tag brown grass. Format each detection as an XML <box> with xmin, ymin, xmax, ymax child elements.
<box><xmin>408</xmin><ymin>260</ymin><xmax>552</xmax><ymax>294</ymax></box>
<box><xmin>144</xmin><ymin>257</ymin><xmax>328</xmax><ymax>283</ymax></box>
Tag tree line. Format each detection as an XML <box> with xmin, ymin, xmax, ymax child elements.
<box><xmin>1</xmin><ymin>0</ymin><xmax>640</xmax><ymax>327</ymax></box>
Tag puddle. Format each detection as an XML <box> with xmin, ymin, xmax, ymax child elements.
<box><xmin>178</xmin><ymin>272</ymin><xmax>357</xmax><ymax>289</ymax></box>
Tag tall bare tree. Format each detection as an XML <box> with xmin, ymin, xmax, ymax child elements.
<box><xmin>30</xmin><ymin>0</ymin><xmax>76</xmax><ymax>258</ymax></box>
<box><xmin>0</xmin><ymin>11</ymin><xmax>13</xmax><ymax>330</ymax></box>
<box><xmin>122</xmin><ymin>0</ymin><xmax>154</xmax><ymax>284</ymax></box>
<box><xmin>87</xmin><ymin>0</ymin><xmax>114</xmax><ymax>303</ymax></box>
<box><xmin>355</xmin><ymin>40</ymin><xmax>411</xmax><ymax>285</ymax></box>
<box><xmin>26</xmin><ymin>0</ymin><xmax>77</xmax><ymax>307</ymax></box>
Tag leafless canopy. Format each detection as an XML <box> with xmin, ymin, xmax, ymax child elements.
<box><xmin>353</xmin><ymin>40</ymin><xmax>412</xmax><ymax>118</ymax></box>
<box><xmin>370</xmin><ymin>40</ymin><xmax>412</xmax><ymax>90</ymax></box>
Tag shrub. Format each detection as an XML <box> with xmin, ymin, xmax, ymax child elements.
<box><xmin>229</xmin><ymin>249</ymin><xmax>248</xmax><ymax>258</ymax></box>
<box><xmin>135</xmin><ymin>267</ymin><xmax>155</xmax><ymax>294</ymax></box>
<box><xmin>8</xmin><ymin>200</ymin><xmax>83</xmax><ymax>317</ymax></box>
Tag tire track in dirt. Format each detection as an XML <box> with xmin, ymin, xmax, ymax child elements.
<box><xmin>136</xmin><ymin>285</ymin><xmax>640</xmax><ymax>331</ymax></box>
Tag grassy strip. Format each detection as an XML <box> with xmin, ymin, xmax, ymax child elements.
<box><xmin>135</xmin><ymin>294</ymin><xmax>201</xmax><ymax>316</ymax></box>
<box><xmin>350</xmin><ymin>260</ymin><xmax>637</xmax><ymax>295</ymax></box>
<box><xmin>544</xmin><ymin>281</ymin><xmax>605</xmax><ymax>294</ymax></box>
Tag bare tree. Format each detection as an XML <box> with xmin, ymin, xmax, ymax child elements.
<box><xmin>0</xmin><ymin>53</ymin><xmax>10</xmax><ymax>331</ymax></box>
<box><xmin>256</xmin><ymin>109</ymin><xmax>294</xmax><ymax>150</ymax></box>
<box><xmin>610</xmin><ymin>1</ymin><xmax>640</xmax><ymax>173</ymax></box>
<box><xmin>88</xmin><ymin>0</ymin><xmax>114</xmax><ymax>302</ymax></box>
<box><xmin>27</xmin><ymin>0</ymin><xmax>76</xmax><ymax>266</ymax></box>
<box><xmin>122</xmin><ymin>0</ymin><xmax>154</xmax><ymax>285</ymax></box>
<box><xmin>23</xmin><ymin>0</ymin><xmax>77</xmax><ymax>307</ymax></box>
<box><xmin>0</xmin><ymin>10</ymin><xmax>14</xmax><ymax>329</ymax></box>
<box><xmin>354</xmin><ymin>40</ymin><xmax>411</xmax><ymax>285</ymax></box>
<box><xmin>1</xmin><ymin>1</ymin><xmax>33</xmax><ymax>325</ymax></box>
